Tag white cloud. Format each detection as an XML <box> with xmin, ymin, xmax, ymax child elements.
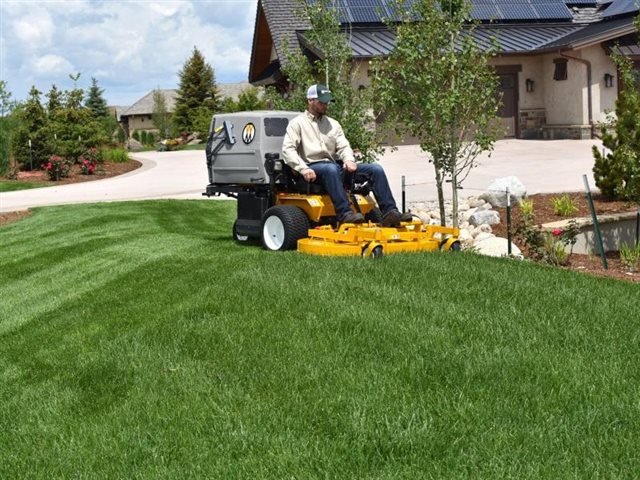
<box><xmin>0</xmin><ymin>0</ymin><xmax>259</xmax><ymax>105</ymax></box>
<box><xmin>30</xmin><ymin>54</ymin><xmax>74</xmax><ymax>76</ymax></box>
<box><xmin>12</xmin><ymin>10</ymin><xmax>54</xmax><ymax>46</ymax></box>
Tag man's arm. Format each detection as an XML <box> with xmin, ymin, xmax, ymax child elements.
<box><xmin>333</xmin><ymin>122</ymin><xmax>357</xmax><ymax>172</ymax></box>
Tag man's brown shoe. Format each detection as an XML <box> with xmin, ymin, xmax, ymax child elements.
<box><xmin>340</xmin><ymin>212</ymin><xmax>365</xmax><ymax>224</ymax></box>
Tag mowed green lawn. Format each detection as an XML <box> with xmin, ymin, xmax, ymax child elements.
<box><xmin>1</xmin><ymin>200</ymin><xmax>639</xmax><ymax>478</ymax></box>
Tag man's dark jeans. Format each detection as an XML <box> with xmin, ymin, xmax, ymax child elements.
<box><xmin>308</xmin><ymin>161</ymin><xmax>398</xmax><ymax>219</ymax></box>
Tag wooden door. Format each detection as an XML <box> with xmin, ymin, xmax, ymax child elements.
<box><xmin>497</xmin><ymin>73</ymin><xmax>518</xmax><ymax>138</ymax></box>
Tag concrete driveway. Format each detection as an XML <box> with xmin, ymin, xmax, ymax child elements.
<box><xmin>0</xmin><ymin>139</ymin><xmax>602</xmax><ymax>213</ymax></box>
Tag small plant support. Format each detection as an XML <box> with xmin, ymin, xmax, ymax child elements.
<box><xmin>583</xmin><ymin>174</ymin><xmax>608</xmax><ymax>269</ymax></box>
<box><xmin>506</xmin><ymin>187</ymin><xmax>512</xmax><ymax>255</ymax></box>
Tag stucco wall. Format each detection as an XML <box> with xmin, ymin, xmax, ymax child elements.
<box><xmin>128</xmin><ymin>115</ymin><xmax>158</xmax><ymax>135</ymax></box>
<box><xmin>585</xmin><ymin>44</ymin><xmax>618</xmax><ymax>123</ymax></box>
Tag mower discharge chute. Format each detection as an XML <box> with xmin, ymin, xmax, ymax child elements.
<box><xmin>203</xmin><ymin>111</ymin><xmax>460</xmax><ymax>257</ymax></box>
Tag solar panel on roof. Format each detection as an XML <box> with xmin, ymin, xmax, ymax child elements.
<box><xmin>533</xmin><ymin>3</ymin><xmax>574</xmax><ymax>18</ymax></box>
<box><xmin>311</xmin><ymin>0</ymin><xmax>574</xmax><ymax>23</ymax></box>
<box><xmin>471</xmin><ymin>4</ymin><xmax>501</xmax><ymax>18</ymax></box>
<box><xmin>602</xmin><ymin>0</ymin><xmax>639</xmax><ymax>17</ymax></box>
<box><xmin>499</xmin><ymin>4</ymin><xmax>539</xmax><ymax>19</ymax></box>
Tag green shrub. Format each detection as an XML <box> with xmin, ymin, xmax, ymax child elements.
<box><xmin>551</xmin><ymin>194</ymin><xmax>578</xmax><ymax>216</ymax></box>
<box><xmin>619</xmin><ymin>242</ymin><xmax>640</xmax><ymax>271</ymax></box>
<box><xmin>132</xmin><ymin>130</ymin><xmax>140</xmax><ymax>142</ymax></box>
<box><xmin>148</xmin><ymin>131</ymin><xmax>156</xmax><ymax>144</ymax></box>
<box><xmin>102</xmin><ymin>148</ymin><xmax>129</xmax><ymax>163</ymax></box>
<box><xmin>140</xmin><ymin>130</ymin><xmax>149</xmax><ymax>145</ymax></box>
<box><xmin>116</xmin><ymin>127</ymin><xmax>126</xmax><ymax>144</ymax></box>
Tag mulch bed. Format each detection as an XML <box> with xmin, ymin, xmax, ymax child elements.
<box><xmin>0</xmin><ymin>160</ymin><xmax>141</xmax><ymax>227</ymax></box>
<box><xmin>491</xmin><ymin>193</ymin><xmax>640</xmax><ymax>284</ymax></box>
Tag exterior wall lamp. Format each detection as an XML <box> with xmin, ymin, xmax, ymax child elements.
<box><xmin>525</xmin><ymin>78</ymin><xmax>535</xmax><ymax>93</ymax></box>
<box><xmin>604</xmin><ymin>73</ymin><xmax>614</xmax><ymax>88</ymax></box>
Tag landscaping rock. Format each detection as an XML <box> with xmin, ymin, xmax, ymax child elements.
<box><xmin>469</xmin><ymin>210</ymin><xmax>501</xmax><ymax>226</ymax></box>
<box><xmin>474</xmin><ymin>237</ymin><xmax>523</xmax><ymax>258</ymax></box>
<box><xmin>480</xmin><ymin>176</ymin><xmax>526</xmax><ymax>207</ymax></box>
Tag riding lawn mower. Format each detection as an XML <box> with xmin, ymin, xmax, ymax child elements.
<box><xmin>203</xmin><ymin>111</ymin><xmax>460</xmax><ymax>257</ymax></box>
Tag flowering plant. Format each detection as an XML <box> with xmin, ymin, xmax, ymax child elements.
<box><xmin>81</xmin><ymin>158</ymin><xmax>96</xmax><ymax>175</ymax></box>
<box><xmin>42</xmin><ymin>155</ymin><xmax>71</xmax><ymax>181</ymax></box>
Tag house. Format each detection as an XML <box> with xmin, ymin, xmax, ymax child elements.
<box><xmin>119</xmin><ymin>82</ymin><xmax>255</xmax><ymax>137</ymax></box>
<box><xmin>248</xmin><ymin>0</ymin><xmax>639</xmax><ymax>139</ymax></box>
<box><xmin>119</xmin><ymin>89</ymin><xmax>177</xmax><ymax>138</ymax></box>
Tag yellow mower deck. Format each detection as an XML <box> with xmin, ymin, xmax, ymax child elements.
<box><xmin>298</xmin><ymin>222</ymin><xmax>460</xmax><ymax>257</ymax></box>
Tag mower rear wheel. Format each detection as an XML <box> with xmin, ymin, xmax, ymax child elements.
<box><xmin>261</xmin><ymin>206</ymin><xmax>310</xmax><ymax>251</ymax></box>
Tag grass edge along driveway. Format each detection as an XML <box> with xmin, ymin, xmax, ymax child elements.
<box><xmin>1</xmin><ymin>200</ymin><xmax>639</xmax><ymax>478</ymax></box>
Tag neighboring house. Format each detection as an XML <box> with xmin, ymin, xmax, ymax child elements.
<box><xmin>119</xmin><ymin>83</ymin><xmax>254</xmax><ymax>137</ymax></box>
<box><xmin>120</xmin><ymin>89</ymin><xmax>177</xmax><ymax>138</ymax></box>
<box><xmin>248</xmin><ymin>0</ymin><xmax>639</xmax><ymax>139</ymax></box>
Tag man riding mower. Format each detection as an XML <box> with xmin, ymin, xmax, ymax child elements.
<box><xmin>203</xmin><ymin>111</ymin><xmax>460</xmax><ymax>257</ymax></box>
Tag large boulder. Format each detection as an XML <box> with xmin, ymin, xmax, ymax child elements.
<box><xmin>474</xmin><ymin>237</ymin><xmax>523</xmax><ymax>258</ymax></box>
<box><xmin>469</xmin><ymin>210</ymin><xmax>500</xmax><ymax>226</ymax></box>
<box><xmin>479</xmin><ymin>176</ymin><xmax>526</xmax><ymax>207</ymax></box>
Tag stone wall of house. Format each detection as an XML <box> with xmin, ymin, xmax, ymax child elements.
<box><xmin>519</xmin><ymin>108</ymin><xmax>546</xmax><ymax>139</ymax></box>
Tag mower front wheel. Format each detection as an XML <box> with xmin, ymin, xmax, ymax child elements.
<box><xmin>261</xmin><ymin>206</ymin><xmax>310</xmax><ymax>251</ymax></box>
<box><xmin>232</xmin><ymin>220</ymin><xmax>250</xmax><ymax>243</ymax></box>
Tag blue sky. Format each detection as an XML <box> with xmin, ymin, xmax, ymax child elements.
<box><xmin>0</xmin><ymin>0</ymin><xmax>258</xmax><ymax>106</ymax></box>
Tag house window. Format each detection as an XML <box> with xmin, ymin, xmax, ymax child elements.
<box><xmin>148</xmin><ymin>115</ymin><xmax>152</xmax><ymax>120</ymax></box>
<box><xmin>553</xmin><ymin>58</ymin><xmax>568</xmax><ymax>81</ymax></box>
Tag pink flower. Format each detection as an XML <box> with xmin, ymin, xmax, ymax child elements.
<box><xmin>552</xmin><ymin>228</ymin><xmax>563</xmax><ymax>236</ymax></box>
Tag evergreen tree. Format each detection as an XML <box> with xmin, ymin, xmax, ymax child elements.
<box><xmin>85</xmin><ymin>77</ymin><xmax>109</xmax><ymax>118</ymax></box>
<box><xmin>49</xmin><ymin>86</ymin><xmax>108</xmax><ymax>161</ymax></box>
<box><xmin>46</xmin><ymin>84</ymin><xmax>63</xmax><ymax>115</ymax></box>
<box><xmin>11</xmin><ymin>86</ymin><xmax>50</xmax><ymax>170</ymax></box>
<box><xmin>0</xmin><ymin>81</ymin><xmax>17</xmax><ymax>174</ymax></box>
<box><xmin>592</xmin><ymin>56</ymin><xmax>640</xmax><ymax>201</ymax></box>
<box><xmin>173</xmin><ymin>47</ymin><xmax>219</xmax><ymax>133</ymax></box>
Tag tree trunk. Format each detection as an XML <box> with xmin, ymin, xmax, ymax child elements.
<box><xmin>434</xmin><ymin>166</ymin><xmax>446</xmax><ymax>227</ymax></box>
<box><xmin>451</xmin><ymin>168</ymin><xmax>459</xmax><ymax>228</ymax></box>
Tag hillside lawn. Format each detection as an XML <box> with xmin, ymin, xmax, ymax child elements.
<box><xmin>1</xmin><ymin>200</ymin><xmax>639</xmax><ymax>478</ymax></box>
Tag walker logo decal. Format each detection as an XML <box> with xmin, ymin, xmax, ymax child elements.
<box><xmin>242</xmin><ymin>123</ymin><xmax>256</xmax><ymax>144</ymax></box>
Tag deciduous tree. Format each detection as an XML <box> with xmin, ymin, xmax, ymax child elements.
<box><xmin>374</xmin><ymin>0</ymin><xmax>500</xmax><ymax>226</ymax></box>
<box><xmin>152</xmin><ymin>89</ymin><xmax>172</xmax><ymax>139</ymax></box>
<box><xmin>265</xmin><ymin>0</ymin><xmax>383</xmax><ymax>163</ymax></box>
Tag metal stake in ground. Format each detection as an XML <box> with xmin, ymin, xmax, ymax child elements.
<box><xmin>506</xmin><ymin>187</ymin><xmax>512</xmax><ymax>256</ymax></box>
<box><xmin>583</xmin><ymin>174</ymin><xmax>608</xmax><ymax>270</ymax></box>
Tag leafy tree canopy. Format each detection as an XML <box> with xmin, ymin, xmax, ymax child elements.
<box><xmin>374</xmin><ymin>0</ymin><xmax>500</xmax><ymax>225</ymax></box>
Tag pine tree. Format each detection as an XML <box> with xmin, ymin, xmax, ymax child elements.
<box><xmin>173</xmin><ymin>47</ymin><xmax>219</xmax><ymax>133</ymax></box>
<box><xmin>11</xmin><ymin>86</ymin><xmax>51</xmax><ymax>170</ymax></box>
<box><xmin>46</xmin><ymin>84</ymin><xmax>63</xmax><ymax>115</ymax></box>
<box><xmin>85</xmin><ymin>77</ymin><xmax>109</xmax><ymax>118</ymax></box>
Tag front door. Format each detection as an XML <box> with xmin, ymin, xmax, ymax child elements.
<box><xmin>497</xmin><ymin>73</ymin><xmax>518</xmax><ymax>138</ymax></box>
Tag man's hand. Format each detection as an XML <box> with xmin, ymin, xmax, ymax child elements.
<box><xmin>302</xmin><ymin>168</ymin><xmax>316</xmax><ymax>182</ymax></box>
<box><xmin>343</xmin><ymin>160</ymin><xmax>357</xmax><ymax>173</ymax></box>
